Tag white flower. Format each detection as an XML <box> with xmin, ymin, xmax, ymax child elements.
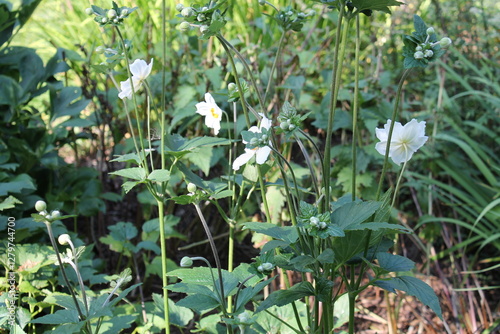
<box><xmin>195</xmin><ymin>93</ymin><xmax>223</xmax><ymax>135</ymax></box>
<box><xmin>232</xmin><ymin>115</ymin><xmax>272</xmax><ymax>170</ymax></box>
<box><xmin>375</xmin><ymin>119</ymin><xmax>428</xmax><ymax>165</ymax></box>
<box><xmin>118</xmin><ymin>59</ymin><xmax>154</xmax><ymax>100</ymax></box>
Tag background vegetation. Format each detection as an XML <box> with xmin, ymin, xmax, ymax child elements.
<box><xmin>1</xmin><ymin>0</ymin><xmax>499</xmax><ymax>333</ymax></box>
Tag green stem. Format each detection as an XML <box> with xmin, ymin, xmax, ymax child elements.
<box><xmin>263</xmin><ymin>31</ymin><xmax>287</xmax><ymax>106</ymax></box>
<box><xmin>375</xmin><ymin>68</ymin><xmax>412</xmax><ymax>201</ymax></box>
<box><xmin>391</xmin><ymin>160</ymin><xmax>408</xmax><ymax>208</ymax></box>
<box><xmin>351</xmin><ymin>15</ymin><xmax>360</xmax><ymax>201</ymax></box>
<box><xmin>323</xmin><ymin>3</ymin><xmax>347</xmax><ymax>210</ymax></box>
<box><xmin>348</xmin><ymin>291</ymin><xmax>356</xmax><ymax>334</ymax></box>
<box><xmin>157</xmin><ymin>200</ymin><xmax>171</xmax><ymax>334</ymax></box>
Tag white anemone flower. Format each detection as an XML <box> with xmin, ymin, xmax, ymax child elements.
<box><xmin>375</xmin><ymin>119</ymin><xmax>428</xmax><ymax>165</ymax></box>
<box><xmin>233</xmin><ymin>115</ymin><xmax>272</xmax><ymax>171</ymax></box>
<box><xmin>195</xmin><ymin>93</ymin><xmax>223</xmax><ymax>135</ymax></box>
<box><xmin>118</xmin><ymin>59</ymin><xmax>154</xmax><ymax>100</ymax></box>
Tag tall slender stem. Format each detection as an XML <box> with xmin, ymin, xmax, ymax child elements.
<box><xmin>351</xmin><ymin>15</ymin><xmax>360</xmax><ymax>201</ymax></box>
<box><xmin>323</xmin><ymin>3</ymin><xmax>347</xmax><ymax>210</ymax></box>
<box><xmin>375</xmin><ymin>68</ymin><xmax>412</xmax><ymax>201</ymax></box>
<box><xmin>157</xmin><ymin>200</ymin><xmax>170</xmax><ymax>334</ymax></box>
<box><xmin>263</xmin><ymin>31</ymin><xmax>287</xmax><ymax>106</ymax></box>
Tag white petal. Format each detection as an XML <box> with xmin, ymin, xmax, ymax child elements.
<box><xmin>248</xmin><ymin>126</ymin><xmax>260</xmax><ymax>133</ymax></box>
<box><xmin>204</xmin><ymin>92</ymin><xmax>215</xmax><ymax>104</ymax></box>
<box><xmin>375</xmin><ymin>141</ymin><xmax>388</xmax><ymax>156</ymax></box>
<box><xmin>118</xmin><ymin>79</ymin><xmax>133</xmax><ymax>99</ymax></box>
<box><xmin>233</xmin><ymin>149</ymin><xmax>256</xmax><ymax>170</ymax></box>
<box><xmin>195</xmin><ymin>102</ymin><xmax>211</xmax><ymax>116</ymax></box>
<box><xmin>130</xmin><ymin>59</ymin><xmax>153</xmax><ymax>80</ymax></box>
<box><xmin>255</xmin><ymin>146</ymin><xmax>271</xmax><ymax>164</ymax></box>
<box><xmin>390</xmin><ymin>144</ymin><xmax>413</xmax><ymax>165</ymax></box>
<box><xmin>260</xmin><ymin>115</ymin><xmax>272</xmax><ymax>130</ymax></box>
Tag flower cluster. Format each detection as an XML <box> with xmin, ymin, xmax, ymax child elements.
<box><xmin>275</xmin><ymin>101</ymin><xmax>307</xmax><ymax>136</ymax></box>
<box><xmin>233</xmin><ymin>115</ymin><xmax>273</xmax><ymax>171</ymax></box>
<box><xmin>176</xmin><ymin>2</ymin><xmax>226</xmax><ymax>38</ymax></box>
<box><xmin>413</xmin><ymin>27</ymin><xmax>452</xmax><ymax>61</ymax></box>
<box><xmin>34</xmin><ymin>200</ymin><xmax>61</xmax><ymax>221</ymax></box>
<box><xmin>265</xmin><ymin>5</ymin><xmax>315</xmax><ymax>32</ymax></box>
<box><xmin>375</xmin><ymin>119</ymin><xmax>428</xmax><ymax>165</ymax></box>
<box><xmin>118</xmin><ymin>59</ymin><xmax>153</xmax><ymax>100</ymax></box>
<box><xmin>86</xmin><ymin>2</ymin><xmax>137</xmax><ymax>27</ymax></box>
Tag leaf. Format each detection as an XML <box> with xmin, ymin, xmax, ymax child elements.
<box><xmin>30</xmin><ymin>309</ymin><xmax>80</xmax><ymax>324</ymax></box>
<box><xmin>243</xmin><ymin>222</ymin><xmax>298</xmax><ymax>244</ymax></box>
<box><xmin>350</xmin><ymin>0</ymin><xmax>403</xmax><ymax>14</ymax></box>
<box><xmin>0</xmin><ymin>195</ymin><xmax>22</xmax><ymax>211</ymax></box>
<box><xmin>374</xmin><ymin>276</ymin><xmax>442</xmax><ymax>319</ymax></box>
<box><xmin>110</xmin><ymin>167</ymin><xmax>146</xmax><ymax>181</ymax></box>
<box><xmin>376</xmin><ymin>252</ymin><xmax>415</xmax><ymax>272</ymax></box>
<box><xmin>147</xmin><ymin>169</ymin><xmax>170</xmax><ymax>183</ymax></box>
<box><xmin>345</xmin><ymin>222</ymin><xmax>412</xmax><ymax>233</ymax></box>
<box><xmin>255</xmin><ymin>281</ymin><xmax>315</xmax><ymax>313</ymax></box>
<box><xmin>50</xmin><ymin>86</ymin><xmax>89</xmax><ymax>120</ymax></box>
<box><xmin>330</xmin><ymin>200</ymin><xmax>381</xmax><ymax>230</ymax></box>
<box><xmin>176</xmin><ymin>294</ymin><xmax>221</xmax><ymax>314</ymax></box>
<box><xmin>317</xmin><ymin>248</ymin><xmax>335</xmax><ymax>265</ymax></box>
<box><xmin>288</xmin><ymin>255</ymin><xmax>315</xmax><ymax>272</ymax></box>
<box><xmin>0</xmin><ymin>173</ymin><xmax>36</xmax><ymax>196</ymax></box>
<box><xmin>152</xmin><ymin>294</ymin><xmax>194</xmax><ymax>328</ymax></box>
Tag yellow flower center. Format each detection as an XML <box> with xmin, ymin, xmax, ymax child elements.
<box><xmin>210</xmin><ymin>108</ymin><xmax>220</xmax><ymax>119</ymax></box>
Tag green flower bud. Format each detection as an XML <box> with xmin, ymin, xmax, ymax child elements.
<box><xmin>228</xmin><ymin>82</ymin><xmax>237</xmax><ymax>91</ymax></box>
<box><xmin>85</xmin><ymin>8</ymin><xmax>93</xmax><ymax>15</ymax></box>
<box><xmin>101</xmin><ymin>17</ymin><xmax>108</xmax><ymax>23</ymax></box>
<box><xmin>249</xmin><ymin>137</ymin><xmax>259</xmax><ymax>146</ymax></box>
<box><xmin>180</xmin><ymin>256</ymin><xmax>193</xmax><ymax>267</ymax></box>
<box><xmin>179</xmin><ymin>21</ymin><xmax>191</xmax><ymax>32</ymax></box>
<box><xmin>107</xmin><ymin>9</ymin><xmax>117</xmax><ymax>19</ymax></box>
<box><xmin>258</xmin><ymin>0</ymin><xmax>266</xmax><ymax>5</ymax></box>
<box><xmin>319</xmin><ymin>221</ymin><xmax>327</xmax><ymax>229</ymax></box>
<box><xmin>288</xmin><ymin>124</ymin><xmax>296</xmax><ymax>131</ymax></box>
<box><xmin>35</xmin><ymin>200</ymin><xmax>47</xmax><ymax>212</ymax></box>
<box><xmin>200</xmin><ymin>25</ymin><xmax>209</xmax><ymax>34</ymax></box>
<box><xmin>58</xmin><ymin>234</ymin><xmax>71</xmax><ymax>245</ymax></box>
<box><xmin>175</xmin><ymin>3</ymin><xmax>184</xmax><ymax>12</ymax></box>
<box><xmin>415</xmin><ymin>45</ymin><xmax>423</xmax><ymax>51</ymax></box>
<box><xmin>257</xmin><ymin>265</ymin><xmax>264</xmax><ymax>272</ymax></box>
<box><xmin>310</xmin><ymin>216</ymin><xmax>319</xmax><ymax>226</ymax></box>
<box><xmin>414</xmin><ymin>51</ymin><xmax>424</xmax><ymax>59</ymax></box>
<box><xmin>51</xmin><ymin>210</ymin><xmax>61</xmax><ymax>219</ymax></box>
<box><xmin>439</xmin><ymin>37</ymin><xmax>452</xmax><ymax>48</ymax></box>
<box><xmin>201</xmin><ymin>6</ymin><xmax>209</xmax><ymax>11</ymax></box>
<box><xmin>197</xmin><ymin>14</ymin><xmax>206</xmax><ymax>21</ymax></box>
<box><xmin>181</xmin><ymin>7</ymin><xmax>194</xmax><ymax>17</ymax></box>
<box><xmin>121</xmin><ymin>8</ymin><xmax>129</xmax><ymax>16</ymax></box>
<box><xmin>424</xmin><ymin>49</ymin><xmax>434</xmax><ymax>58</ymax></box>
<box><xmin>187</xmin><ymin>183</ymin><xmax>197</xmax><ymax>193</ymax></box>
<box><xmin>426</xmin><ymin>27</ymin><xmax>435</xmax><ymax>35</ymax></box>
<box><xmin>280</xmin><ymin>122</ymin><xmax>289</xmax><ymax>130</ymax></box>
<box><xmin>261</xmin><ymin>134</ymin><xmax>268</xmax><ymax>141</ymax></box>
<box><xmin>262</xmin><ymin>262</ymin><xmax>274</xmax><ymax>271</ymax></box>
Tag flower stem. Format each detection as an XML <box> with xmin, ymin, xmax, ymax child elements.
<box><xmin>351</xmin><ymin>15</ymin><xmax>360</xmax><ymax>201</ymax></box>
<box><xmin>157</xmin><ymin>200</ymin><xmax>171</xmax><ymax>334</ymax></box>
<box><xmin>323</xmin><ymin>4</ymin><xmax>348</xmax><ymax>210</ymax></box>
<box><xmin>375</xmin><ymin>68</ymin><xmax>412</xmax><ymax>201</ymax></box>
<box><xmin>263</xmin><ymin>31</ymin><xmax>287</xmax><ymax>106</ymax></box>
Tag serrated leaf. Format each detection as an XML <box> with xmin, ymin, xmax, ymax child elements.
<box><xmin>330</xmin><ymin>200</ymin><xmax>381</xmax><ymax>230</ymax></box>
<box><xmin>255</xmin><ymin>281</ymin><xmax>315</xmax><ymax>313</ymax></box>
<box><xmin>110</xmin><ymin>167</ymin><xmax>146</xmax><ymax>181</ymax></box>
<box><xmin>317</xmin><ymin>248</ymin><xmax>335</xmax><ymax>265</ymax></box>
<box><xmin>374</xmin><ymin>276</ymin><xmax>442</xmax><ymax>319</ymax></box>
<box><xmin>30</xmin><ymin>309</ymin><xmax>80</xmax><ymax>324</ymax></box>
<box><xmin>376</xmin><ymin>252</ymin><xmax>415</xmax><ymax>272</ymax></box>
<box><xmin>147</xmin><ymin>169</ymin><xmax>170</xmax><ymax>183</ymax></box>
<box><xmin>243</xmin><ymin>222</ymin><xmax>298</xmax><ymax>244</ymax></box>
<box><xmin>176</xmin><ymin>294</ymin><xmax>221</xmax><ymax>314</ymax></box>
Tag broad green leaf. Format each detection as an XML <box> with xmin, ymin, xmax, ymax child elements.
<box><xmin>0</xmin><ymin>173</ymin><xmax>36</xmax><ymax>196</ymax></box>
<box><xmin>110</xmin><ymin>152</ymin><xmax>149</xmax><ymax>165</ymax></box>
<box><xmin>93</xmin><ymin>314</ymin><xmax>136</xmax><ymax>334</ymax></box>
<box><xmin>315</xmin><ymin>277</ymin><xmax>334</xmax><ymax>303</ymax></box>
<box><xmin>50</xmin><ymin>86</ymin><xmax>89</xmax><ymax>120</ymax></box>
<box><xmin>167</xmin><ymin>282</ymin><xmax>217</xmax><ymax>297</ymax></box>
<box><xmin>30</xmin><ymin>309</ymin><xmax>80</xmax><ymax>324</ymax></box>
<box><xmin>345</xmin><ymin>222</ymin><xmax>412</xmax><ymax>233</ymax></box>
<box><xmin>234</xmin><ymin>277</ymin><xmax>275</xmax><ymax>313</ymax></box>
<box><xmin>147</xmin><ymin>169</ymin><xmax>170</xmax><ymax>183</ymax></box>
<box><xmin>152</xmin><ymin>294</ymin><xmax>194</xmax><ymax>328</ymax></box>
<box><xmin>0</xmin><ymin>195</ymin><xmax>21</xmax><ymax>211</ymax></box>
<box><xmin>243</xmin><ymin>222</ymin><xmax>298</xmax><ymax>244</ymax></box>
<box><xmin>374</xmin><ymin>276</ymin><xmax>442</xmax><ymax>319</ymax></box>
<box><xmin>255</xmin><ymin>281</ymin><xmax>315</xmax><ymax>313</ymax></box>
<box><xmin>333</xmin><ymin>293</ymin><xmax>350</xmax><ymax>328</ymax></box>
<box><xmin>350</xmin><ymin>0</ymin><xmax>403</xmax><ymax>14</ymax></box>
<box><xmin>288</xmin><ymin>255</ymin><xmax>315</xmax><ymax>272</ymax></box>
<box><xmin>330</xmin><ymin>200</ymin><xmax>381</xmax><ymax>230</ymax></box>
<box><xmin>168</xmin><ymin>267</ymin><xmax>234</xmax><ymax>287</ymax></box>
<box><xmin>376</xmin><ymin>252</ymin><xmax>415</xmax><ymax>272</ymax></box>
<box><xmin>110</xmin><ymin>167</ymin><xmax>146</xmax><ymax>181</ymax></box>
<box><xmin>331</xmin><ymin>230</ymin><xmax>370</xmax><ymax>265</ymax></box>
<box><xmin>176</xmin><ymin>294</ymin><xmax>220</xmax><ymax>314</ymax></box>
<box><xmin>317</xmin><ymin>248</ymin><xmax>335</xmax><ymax>265</ymax></box>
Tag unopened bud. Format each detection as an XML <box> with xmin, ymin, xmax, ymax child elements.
<box><xmin>35</xmin><ymin>200</ymin><xmax>47</xmax><ymax>212</ymax></box>
<box><xmin>310</xmin><ymin>216</ymin><xmax>319</xmax><ymax>226</ymax></box>
<box><xmin>181</xmin><ymin>7</ymin><xmax>194</xmax><ymax>17</ymax></box>
<box><xmin>262</xmin><ymin>262</ymin><xmax>274</xmax><ymax>271</ymax></box>
<box><xmin>175</xmin><ymin>3</ymin><xmax>184</xmax><ymax>12</ymax></box>
<box><xmin>107</xmin><ymin>9</ymin><xmax>117</xmax><ymax>19</ymax></box>
<box><xmin>228</xmin><ymin>82</ymin><xmax>236</xmax><ymax>91</ymax></box>
<box><xmin>426</xmin><ymin>27</ymin><xmax>435</xmax><ymax>35</ymax></box>
<box><xmin>197</xmin><ymin>14</ymin><xmax>206</xmax><ymax>21</ymax></box>
<box><xmin>439</xmin><ymin>37</ymin><xmax>452</xmax><ymax>48</ymax></box>
<box><xmin>85</xmin><ymin>8</ymin><xmax>93</xmax><ymax>15</ymax></box>
<box><xmin>200</xmin><ymin>25</ymin><xmax>209</xmax><ymax>34</ymax></box>
<box><xmin>121</xmin><ymin>8</ymin><xmax>129</xmax><ymax>16</ymax></box>
<box><xmin>51</xmin><ymin>210</ymin><xmax>61</xmax><ymax>219</ymax></box>
<box><xmin>179</xmin><ymin>21</ymin><xmax>191</xmax><ymax>32</ymax></box>
<box><xmin>187</xmin><ymin>183</ymin><xmax>197</xmax><ymax>193</ymax></box>
<box><xmin>424</xmin><ymin>49</ymin><xmax>434</xmax><ymax>58</ymax></box>
<box><xmin>180</xmin><ymin>256</ymin><xmax>193</xmax><ymax>267</ymax></box>
<box><xmin>258</xmin><ymin>0</ymin><xmax>266</xmax><ymax>5</ymax></box>
<box><xmin>414</xmin><ymin>51</ymin><xmax>424</xmax><ymax>59</ymax></box>
<box><xmin>257</xmin><ymin>265</ymin><xmax>264</xmax><ymax>272</ymax></box>
<box><xmin>415</xmin><ymin>45</ymin><xmax>423</xmax><ymax>51</ymax></box>
<box><xmin>58</xmin><ymin>234</ymin><xmax>71</xmax><ymax>245</ymax></box>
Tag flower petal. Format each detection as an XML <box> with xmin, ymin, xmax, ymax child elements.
<box><xmin>255</xmin><ymin>146</ymin><xmax>271</xmax><ymax>164</ymax></box>
<box><xmin>233</xmin><ymin>149</ymin><xmax>256</xmax><ymax>170</ymax></box>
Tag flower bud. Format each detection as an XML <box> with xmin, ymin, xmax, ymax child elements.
<box><xmin>288</xmin><ymin>124</ymin><xmax>296</xmax><ymax>131</ymax></box>
<box><xmin>415</xmin><ymin>45</ymin><xmax>422</xmax><ymax>51</ymax></box>
<box><xmin>181</xmin><ymin>7</ymin><xmax>194</xmax><ymax>17</ymax></box>
<box><xmin>261</xmin><ymin>134</ymin><xmax>268</xmax><ymax>141</ymax></box>
<box><xmin>200</xmin><ymin>25</ymin><xmax>209</xmax><ymax>34</ymax></box>
<box><xmin>439</xmin><ymin>37</ymin><xmax>452</xmax><ymax>48</ymax></box>
<box><xmin>307</xmin><ymin>10</ymin><xmax>316</xmax><ymax>16</ymax></box>
<box><xmin>257</xmin><ymin>265</ymin><xmax>264</xmax><ymax>272</ymax></box>
<box><xmin>228</xmin><ymin>82</ymin><xmax>237</xmax><ymax>91</ymax></box>
<box><xmin>107</xmin><ymin>9</ymin><xmax>117</xmax><ymax>19</ymax></box>
<box><xmin>58</xmin><ymin>234</ymin><xmax>71</xmax><ymax>245</ymax></box>
<box><xmin>197</xmin><ymin>14</ymin><xmax>206</xmax><ymax>21</ymax></box>
<box><xmin>85</xmin><ymin>8</ymin><xmax>93</xmax><ymax>15</ymax></box>
<box><xmin>101</xmin><ymin>17</ymin><xmax>108</xmax><ymax>23</ymax></box>
<box><xmin>310</xmin><ymin>216</ymin><xmax>319</xmax><ymax>226</ymax></box>
<box><xmin>262</xmin><ymin>262</ymin><xmax>274</xmax><ymax>271</ymax></box>
<box><xmin>414</xmin><ymin>51</ymin><xmax>424</xmax><ymax>59</ymax></box>
<box><xmin>424</xmin><ymin>50</ymin><xmax>434</xmax><ymax>58</ymax></box>
<box><xmin>51</xmin><ymin>210</ymin><xmax>61</xmax><ymax>219</ymax></box>
<box><xmin>187</xmin><ymin>183</ymin><xmax>197</xmax><ymax>193</ymax></box>
<box><xmin>202</xmin><ymin>7</ymin><xmax>209</xmax><ymax>11</ymax></box>
<box><xmin>319</xmin><ymin>221</ymin><xmax>327</xmax><ymax>230</ymax></box>
<box><xmin>280</xmin><ymin>122</ymin><xmax>289</xmax><ymax>130</ymax></box>
<box><xmin>35</xmin><ymin>200</ymin><xmax>47</xmax><ymax>212</ymax></box>
<box><xmin>175</xmin><ymin>3</ymin><xmax>184</xmax><ymax>12</ymax></box>
<box><xmin>249</xmin><ymin>137</ymin><xmax>259</xmax><ymax>146</ymax></box>
<box><xmin>179</xmin><ymin>21</ymin><xmax>191</xmax><ymax>32</ymax></box>
<box><xmin>426</xmin><ymin>27</ymin><xmax>435</xmax><ymax>35</ymax></box>
<box><xmin>180</xmin><ymin>256</ymin><xmax>193</xmax><ymax>267</ymax></box>
<box><xmin>121</xmin><ymin>8</ymin><xmax>129</xmax><ymax>16</ymax></box>
<box><xmin>258</xmin><ymin>0</ymin><xmax>266</xmax><ymax>5</ymax></box>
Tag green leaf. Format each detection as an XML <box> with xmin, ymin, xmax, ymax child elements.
<box><xmin>376</xmin><ymin>252</ymin><xmax>415</xmax><ymax>272</ymax></box>
<box><xmin>288</xmin><ymin>255</ymin><xmax>315</xmax><ymax>272</ymax></box>
<box><xmin>317</xmin><ymin>248</ymin><xmax>335</xmax><ymax>265</ymax></box>
<box><xmin>147</xmin><ymin>169</ymin><xmax>170</xmax><ymax>183</ymax></box>
<box><xmin>30</xmin><ymin>309</ymin><xmax>80</xmax><ymax>324</ymax></box>
<box><xmin>374</xmin><ymin>276</ymin><xmax>442</xmax><ymax>319</ymax></box>
<box><xmin>0</xmin><ymin>173</ymin><xmax>36</xmax><ymax>196</ymax></box>
<box><xmin>345</xmin><ymin>222</ymin><xmax>412</xmax><ymax>233</ymax></box>
<box><xmin>234</xmin><ymin>277</ymin><xmax>275</xmax><ymax>313</ymax></box>
<box><xmin>255</xmin><ymin>281</ymin><xmax>315</xmax><ymax>313</ymax></box>
<box><xmin>330</xmin><ymin>200</ymin><xmax>381</xmax><ymax>230</ymax></box>
<box><xmin>176</xmin><ymin>294</ymin><xmax>221</xmax><ymax>314</ymax></box>
<box><xmin>50</xmin><ymin>86</ymin><xmax>89</xmax><ymax>120</ymax></box>
<box><xmin>110</xmin><ymin>152</ymin><xmax>149</xmax><ymax>165</ymax></box>
<box><xmin>350</xmin><ymin>0</ymin><xmax>403</xmax><ymax>14</ymax></box>
<box><xmin>243</xmin><ymin>222</ymin><xmax>298</xmax><ymax>244</ymax></box>
<box><xmin>110</xmin><ymin>167</ymin><xmax>146</xmax><ymax>181</ymax></box>
<box><xmin>0</xmin><ymin>195</ymin><xmax>22</xmax><ymax>211</ymax></box>
<box><xmin>152</xmin><ymin>294</ymin><xmax>194</xmax><ymax>328</ymax></box>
